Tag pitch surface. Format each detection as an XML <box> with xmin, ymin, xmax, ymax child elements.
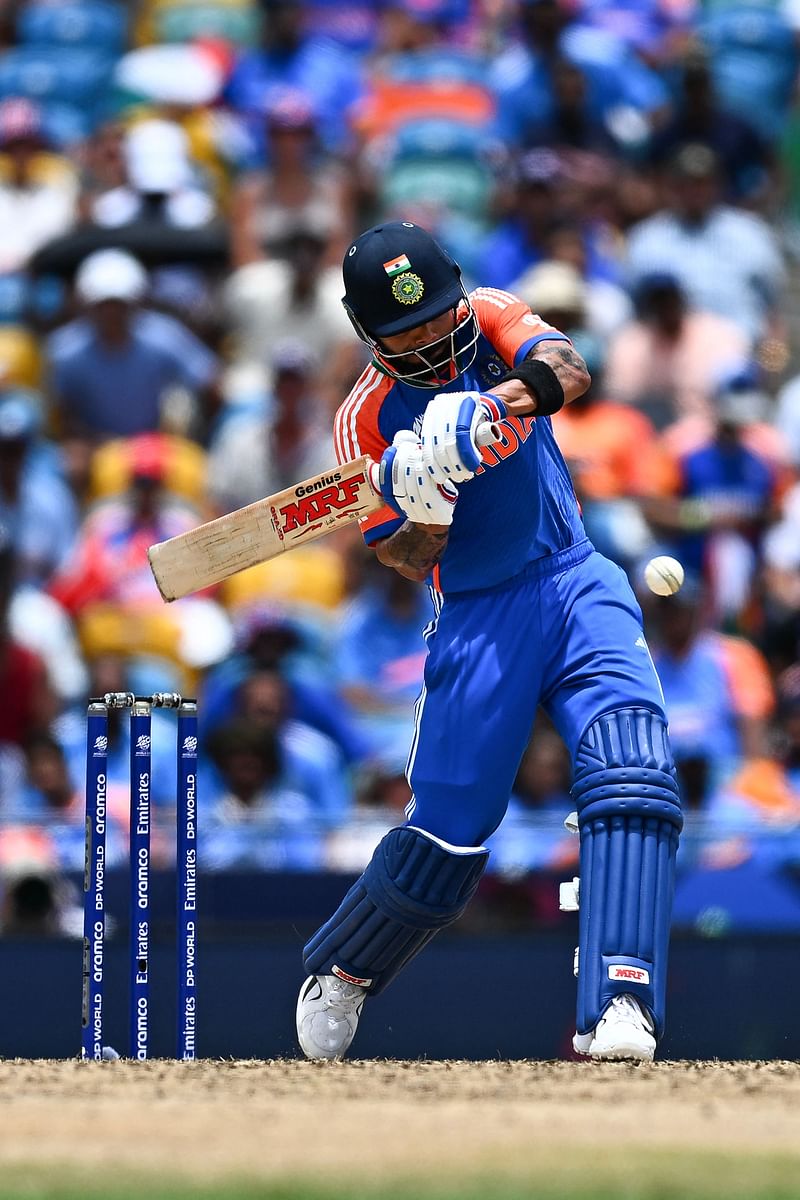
<box><xmin>0</xmin><ymin>1059</ymin><xmax>798</xmax><ymax>1199</ymax></box>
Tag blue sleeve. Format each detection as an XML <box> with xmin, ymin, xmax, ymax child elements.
<box><xmin>363</xmin><ymin>515</ymin><xmax>405</xmax><ymax>545</ymax></box>
<box><xmin>514</xmin><ymin>332</ymin><xmax>571</xmax><ymax>365</ymax></box>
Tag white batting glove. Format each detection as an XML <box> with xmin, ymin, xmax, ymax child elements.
<box><xmin>379</xmin><ymin>431</ymin><xmax>459</xmax><ymax>526</ymax></box>
<box><xmin>420</xmin><ymin>391</ymin><xmax>507</xmax><ymax>485</ymax></box>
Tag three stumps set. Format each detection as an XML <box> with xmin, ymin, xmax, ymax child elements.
<box><xmin>82</xmin><ymin>692</ymin><xmax>198</xmax><ymax>1061</ymax></box>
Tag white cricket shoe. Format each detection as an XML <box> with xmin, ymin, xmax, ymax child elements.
<box><xmin>573</xmin><ymin>994</ymin><xmax>656</xmax><ymax>1062</ymax></box>
<box><xmin>296</xmin><ymin>974</ymin><xmax>366</xmax><ymax>1060</ymax></box>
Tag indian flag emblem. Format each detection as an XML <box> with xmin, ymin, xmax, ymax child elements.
<box><xmin>383</xmin><ymin>254</ymin><xmax>411</xmax><ymax>277</ymax></box>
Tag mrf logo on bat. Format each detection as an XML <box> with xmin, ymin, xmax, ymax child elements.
<box><xmin>271</xmin><ymin>470</ymin><xmax>370</xmax><ymax>541</ymax></box>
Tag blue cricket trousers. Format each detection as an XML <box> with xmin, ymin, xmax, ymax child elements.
<box><xmin>407</xmin><ymin>539</ymin><xmax>667</xmax><ymax>845</ymax></box>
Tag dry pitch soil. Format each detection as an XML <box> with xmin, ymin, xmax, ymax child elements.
<box><xmin>0</xmin><ymin>1059</ymin><xmax>798</xmax><ymax>1200</ymax></box>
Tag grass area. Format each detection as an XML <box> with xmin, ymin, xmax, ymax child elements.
<box><xmin>2</xmin><ymin>1150</ymin><xmax>800</xmax><ymax>1200</ymax></box>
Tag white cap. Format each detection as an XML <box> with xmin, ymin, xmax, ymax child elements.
<box><xmin>513</xmin><ymin>260</ymin><xmax>586</xmax><ymax>316</ymax></box>
<box><xmin>125</xmin><ymin>119</ymin><xmax>192</xmax><ymax>194</ymax></box>
<box><xmin>114</xmin><ymin>45</ymin><xmax>225</xmax><ymax>108</ymax></box>
<box><xmin>75</xmin><ymin>249</ymin><xmax>148</xmax><ymax>305</ymax></box>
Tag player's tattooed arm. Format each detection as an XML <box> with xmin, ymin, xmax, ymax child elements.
<box><xmin>529</xmin><ymin>341</ymin><xmax>591</xmax><ymax>403</ymax></box>
<box><xmin>490</xmin><ymin>339</ymin><xmax>591</xmax><ymax>415</ymax></box>
<box><xmin>374</xmin><ymin>522</ymin><xmax>449</xmax><ymax>582</ymax></box>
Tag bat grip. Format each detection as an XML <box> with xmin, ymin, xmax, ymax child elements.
<box><xmin>476</xmin><ymin>419</ymin><xmax>502</xmax><ymax>446</ymax></box>
<box><xmin>367</xmin><ymin>420</ymin><xmax>503</xmax><ymax>494</ymax></box>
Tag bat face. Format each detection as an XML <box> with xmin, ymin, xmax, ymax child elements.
<box><xmin>148</xmin><ymin>456</ymin><xmax>383</xmax><ymax>601</ymax></box>
<box><xmin>271</xmin><ymin>470</ymin><xmax>371</xmax><ymax>542</ymax></box>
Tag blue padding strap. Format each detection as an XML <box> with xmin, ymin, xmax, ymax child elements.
<box><xmin>378</xmin><ymin>445</ymin><xmax>405</xmax><ymax>516</ymax></box>
<box><xmin>572</xmin><ymin>708</ymin><xmax>682</xmax><ymax>1040</ymax></box>
<box><xmin>303</xmin><ymin>826</ymin><xmax>489</xmax><ymax>996</ymax></box>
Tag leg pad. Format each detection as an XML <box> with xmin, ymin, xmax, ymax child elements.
<box><xmin>303</xmin><ymin>825</ymin><xmax>489</xmax><ymax>995</ymax></box>
<box><xmin>573</xmin><ymin>708</ymin><xmax>682</xmax><ymax>1039</ymax></box>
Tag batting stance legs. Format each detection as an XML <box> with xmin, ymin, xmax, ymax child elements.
<box><xmin>297</xmin><ymin>545</ymin><xmax>683</xmax><ymax>1059</ymax></box>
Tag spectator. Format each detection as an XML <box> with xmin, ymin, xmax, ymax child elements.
<box><xmin>763</xmin><ymin>482</ymin><xmax>800</xmax><ymax>670</ymax></box>
<box><xmin>487</xmin><ymin>726</ymin><xmax>578</xmax><ymax>875</ymax></box>
<box><xmin>334</xmin><ymin>559</ymin><xmax>432</xmax><ymax>768</ymax></box>
<box><xmin>477</xmin><ymin>150</ymin><xmax>562</xmax><ymax>288</ymax></box>
<box><xmin>0</xmin><ymin>389</ymin><xmax>78</xmax><ymax>585</ymax></box>
<box><xmin>76</xmin><ymin>119</ymin><xmax>127</xmax><ymax>221</ymax></box>
<box><xmin>550</xmin><ymin>336</ymin><xmax>656</xmax><ymax>568</ymax></box>
<box><xmin>774</xmin><ymin>367</ymin><xmax>800</xmax><ymax>469</ymax></box>
<box><xmin>208</xmin><ymin>340</ymin><xmax>334</xmax><ymax>513</ymax></box>
<box><xmin>49</xmin><ymin>434</ymin><xmax>233</xmax><ymax>680</ymax></box>
<box><xmin>512</xmin><ymin>260</ymin><xmax>588</xmax><ymax>342</ymax></box>
<box><xmin>604</xmin><ymin>273</ymin><xmax>749</xmax><ymax>424</ymax></box>
<box><xmin>490</xmin><ymin>0</ymin><xmax>669</xmax><ymax>152</ymax></box>
<box><xmin>89</xmin><ymin>119</ymin><xmax>217</xmax><ymax>232</ymax></box>
<box><xmin>0</xmin><ymin>536</ymin><xmax>55</xmax><ymax>748</ymax></box>
<box><xmin>540</xmin><ymin>227</ymin><xmax>632</xmax><ymax>339</ymax></box>
<box><xmin>223</xmin><ymin>219</ymin><xmax>357</xmax><ymax>409</ymax></box>
<box><xmin>55</xmin><ymin>651</ymin><xmax>186</xmax><ymax>822</ymax></box>
<box><xmin>646</xmin><ymin>576</ymin><xmax>775</xmax><ymax>804</ymax></box>
<box><xmin>644</xmin><ymin>380</ymin><xmax>781</xmax><ymax>623</ymax></box>
<box><xmin>0</xmin><ymin>856</ymin><xmax>80</xmax><ymax>938</ymax></box>
<box><xmin>230</xmin><ymin>88</ymin><xmax>351</xmax><ymax>271</ymax></box>
<box><xmin>203</xmin><ymin>718</ymin><xmax>324</xmax><ymax>869</ymax></box>
<box><xmin>698</xmin><ymin>3</ymin><xmax>800</xmax><ymax>142</ymax></box>
<box><xmin>503</xmin><ymin>56</ymin><xmax>622</xmax><ymax>155</ymax></box>
<box><xmin>479</xmin><ymin>149</ymin><xmax>621</xmax><ymax>290</ymax></box>
<box><xmin>776</xmin><ymin>666</ymin><xmax>800</xmax><ymax>795</ymax></box>
<box><xmin>625</xmin><ymin>144</ymin><xmax>786</xmax><ymax>345</ymax></box>
<box><xmin>571</xmin><ymin>0</ymin><xmax>697</xmax><ymax>60</ymax></box>
<box><xmin>6</xmin><ymin>735</ymin><xmax>106</xmax><ymax>872</ymax></box>
<box><xmin>649</xmin><ymin>49</ymin><xmax>773</xmax><ymax>203</ymax></box>
<box><xmin>202</xmin><ymin>603</ymin><xmax>369</xmax><ymax>765</ymax></box>
<box><xmin>8</xmin><ymin>582</ymin><xmax>87</xmax><ymax>706</ymax></box>
<box><xmin>238</xmin><ymin>667</ymin><xmax>351</xmax><ymax>827</ymax></box>
<box><xmin>325</xmin><ymin>759</ymin><xmax>412</xmax><ymax>872</ymax></box>
<box><xmin>225</xmin><ymin>0</ymin><xmax>363</xmax><ymax>156</ymax></box>
<box><xmin>47</xmin><ymin>249</ymin><xmax>220</xmax><ymax>446</ymax></box>
<box><xmin>0</xmin><ymin>98</ymin><xmax>78</xmax><ymax>273</ymax></box>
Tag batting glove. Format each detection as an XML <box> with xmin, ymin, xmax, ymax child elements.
<box><xmin>379</xmin><ymin>430</ymin><xmax>459</xmax><ymax>526</ymax></box>
<box><xmin>420</xmin><ymin>392</ymin><xmax>507</xmax><ymax>485</ymax></box>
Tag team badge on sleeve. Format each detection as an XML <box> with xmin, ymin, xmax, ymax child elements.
<box><xmin>392</xmin><ymin>272</ymin><xmax>425</xmax><ymax>305</ymax></box>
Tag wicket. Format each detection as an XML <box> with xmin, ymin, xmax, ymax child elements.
<box><xmin>82</xmin><ymin>692</ymin><xmax>198</xmax><ymax>1061</ymax></box>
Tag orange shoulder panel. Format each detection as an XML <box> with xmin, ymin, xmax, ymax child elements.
<box><xmin>470</xmin><ymin>288</ymin><xmax>564</xmax><ymax>368</ymax></box>
<box><xmin>334</xmin><ymin>365</ymin><xmax>394</xmax><ymax>466</ymax></box>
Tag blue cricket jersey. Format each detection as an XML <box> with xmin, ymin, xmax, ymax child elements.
<box><xmin>334</xmin><ymin>287</ymin><xmax>586</xmax><ymax>592</ymax></box>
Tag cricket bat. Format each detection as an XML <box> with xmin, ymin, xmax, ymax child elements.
<box><xmin>148</xmin><ymin>422</ymin><xmax>500</xmax><ymax>601</ymax></box>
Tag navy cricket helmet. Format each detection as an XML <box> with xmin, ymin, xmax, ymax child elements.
<box><xmin>342</xmin><ymin>221</ymin><xmax>479</xmax><ymax>388</ymax></box>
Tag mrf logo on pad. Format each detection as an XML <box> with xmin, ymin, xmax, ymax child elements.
<box><xmin>608</xmin><ymin>965</ymin><xmax>650</xmax><ymax>984</ymax></box>
<box><xmin>272</xmin><ymin>472</ymin><xmax>370</xmax><ymax>540</ymax></box>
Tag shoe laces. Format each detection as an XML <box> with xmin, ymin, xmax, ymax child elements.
<box><xmin>608</xmin><ymin>993</ymin><xmax>654</xmax><ymax>1033</ymax></box>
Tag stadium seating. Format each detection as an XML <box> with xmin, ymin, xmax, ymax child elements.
<box><xmin>17</xmin><ymin>1</ymin><xmax>128</xmax><ymax>55</ymax></box>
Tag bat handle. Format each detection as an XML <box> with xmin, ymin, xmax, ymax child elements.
<box><xmin>367</xmin><ymin>420</ymin><xmax>503</xmax><ymax>494</ymax></box>
<box><xmin>476</xmin><ymin>419</ymin><xmax>502</xmax><ymax>447</ymax></box>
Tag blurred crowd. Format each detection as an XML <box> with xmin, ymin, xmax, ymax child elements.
<box><xmin>1</xmin><ymin>0</ymin><xmax>800</xmax><ymax>930</ymax></box>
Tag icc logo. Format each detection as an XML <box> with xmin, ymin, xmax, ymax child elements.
<box><xmin>183</xmin><ymin>737</ymin><xmax>198</xmax><ymax>753</ymax></box>
<box><xmin>94</xmin><ymin>736</ymin><xmax>108</xmax><ymax>752</ymax></box>
<box><xmin>136</xmin><ymin>735</ymin><xmax>151</xmax><ymax>752</ymax></box>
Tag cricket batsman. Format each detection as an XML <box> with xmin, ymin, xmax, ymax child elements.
<box><xmin>296</xmin><ymin>221</ymin><xmax>683</xmax><ymax>1061</ymax></box>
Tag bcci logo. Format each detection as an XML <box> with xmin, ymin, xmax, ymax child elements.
<box><xmin>392</xmin><ymin>272</ymin><xmax>425</xmax><ymax>306</ymax></box>
<box><xmin>182</xmin><ymin>736</ymin><xmax>198</xmax><ymax>754</ymax></box>
<box><xmin>93</xmin><ymin>736</ymin><xmax>108</xmax><ymax>753</ymax></box>
<box><xmin>136</xmin><ymin>734</ymin><xmax>151</xmax><ymax>752</ymax></box>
